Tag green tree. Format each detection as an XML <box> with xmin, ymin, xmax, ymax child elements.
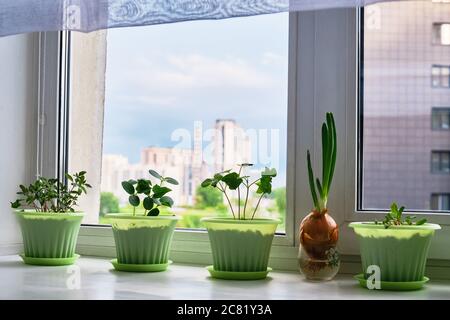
<box><xmin>273</xmin><ymin>187</ymin><xmax>286</xmax><ymax>213</ymax></box>
<box><xmin>100</xmin><ymin>192</ymin><xmax>120</xmax><ymax>215</ymax></box>
<box><xmin>195</xmin><ymin>185</ymin><xmax>223</xmax><ymax>208</ymax></box>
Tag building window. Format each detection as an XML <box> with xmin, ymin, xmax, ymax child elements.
<box><xmin>432</xmin><ymin>65</ymin><xmax>450</xmax><ymax>88</ymax></box>
<box><xmin>359</xmin><ymin>2</ymin><xmax>450</xmax><ymax>211</ymax></box>
<box><xmin>69</xmin><ymin>14</ymin><xmax>289</xmax><ymax>230</ymax></box>
<box><xmin>433</xmin><ymin>23</ymin><xmax>450</xmax><ymax>45</ymax></box>
<box><xmin>431</xmin><ymin>151</ymin><xmax>450</xmax><ymax>173</ymax></box>
<box><xmin>431</xmin><ymin>194</ymin><xmax>450</xmax><ymax>210</ymax></box>
<box><xmin>432</xmin><ymin>108</ymin><xmax>450</xmax><ymax>130</ymax></box>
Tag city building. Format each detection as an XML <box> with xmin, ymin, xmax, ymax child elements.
<box><xmin>213</xmin><ymin>119</ymin><xmax>252</xmax><ymax>173</ymax></box>
<box><xmin>362</xmin><ymin>1</ymin><xmax>450</xmax><ymax>210</ymax></box>
<box><xmin>101</xmin><ymin>119</ymin><xmax>252</xmax><ymax>207</ymax></box>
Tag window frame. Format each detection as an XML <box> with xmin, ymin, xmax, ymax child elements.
<box><xmin>431</xmin><ymin>151</ymin><xmax>450</xmax><ymax>174</ymax></box>
<box><xmin>432</xmin><ymin>64</ymin><xmax>450</xmax><ymax>88</ymax></box>
<box><xmin>345</xmin><ymin>6</ymin><xmax>450</xmax><ymax>260</ymax></box>
<box><xmin>431</xmin><ymin>193</ymin><xmax>450</xmax><ymax>211</ymax></box>
<box><xmin>432</xmin><ymin>22</ymin><xmax>450</xmax><ymax>46</ymax></box>
<box><xmin>431</xmin><ymin>107</ymin><xmax>450</xmax><ymax>130</ymax></box>
<box><xmin>36</xmin><ymin>7</ymin><xmax>450</xmax><ymax>269</ymax></box>
<box><xmin>37</xmin><ymin>13</ymin><xmax>299</xmax><ymax>268</ymax></box>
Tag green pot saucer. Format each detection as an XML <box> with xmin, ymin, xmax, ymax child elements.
<box><xmin>207</xmin><ymin>266</ymin><xmax>272</xmax><ymax>280</ymax></box>
<box><xmin>20</xmin><ymin>254</ymin><xmax>80</xmax><ymax>266</ymax></box>
<box><xmin>354</xmin><ymin>274</ymin><xmax>429</xmax><ymax>291</ymax></box>
<box><xmin>111</xmin><ymin>259</ymin><xmax>172</xmax><ymax>272</ymax></box>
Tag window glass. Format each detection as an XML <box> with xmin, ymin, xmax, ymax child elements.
<box><xmin>431</xmin><ymin>108</ymin><xmax>450</xmax><ymax>130</ymax></box>
<box><xmin>360</xmin><ymin>1</ymin><xmax>450</xmax><ymax>211</ymax></box>
<box><xmin>97</xmin><ymin>14</ymin><xmax>289</xmax><ymax>230</ymax></box>
<box><xmin>433</xmin><ymin>23</ymin><xmax>450</xmax><ymax>45</ymax></box>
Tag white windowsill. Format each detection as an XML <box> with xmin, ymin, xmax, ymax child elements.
<box><xmin>0</xmin><ymin>255</ymin><xmax>449</xmax><ymax>300</ymax></box>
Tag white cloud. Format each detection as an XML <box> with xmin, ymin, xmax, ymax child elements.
<box><xmin>128</xmin><ymin>53</ymin><xmax>277</xmax><ymax>91</ymax></box>
<box><xmin>115</xmin><ymin>94</ymin><xmax>177</xmax><ymax>107</ymax></box>
<box><xmin>261</xmin><ymin>52</ymin><xmax>285</xmax><ymax>66</ymax></box>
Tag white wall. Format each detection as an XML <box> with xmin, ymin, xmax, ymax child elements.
<box><xmin>0</xmin><ymin>34</ymin><xmax>37</xmax><ymax>254</ymax></box>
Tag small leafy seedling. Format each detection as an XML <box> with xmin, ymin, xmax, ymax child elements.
<box><xmin>201</xmin><ymin>164</ymin><xmax>277</xmax><ymax>220</ymax></box>
<box><xmin>375</xmin><ymin>202</ymin><xmax>427</xmax><ymax>229</ymax></box>
<box><xmin>11</xmin><ymin>171</ymin><xmax>91</xmax><ymax>213</ymax></box>
<box><xmin>122</xmin><ymin>169</ymin><xmax>178</xmax><ymax>216</ymax></box>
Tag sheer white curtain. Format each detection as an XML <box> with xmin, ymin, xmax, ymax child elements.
<box><xmin>0</xmin><ymin>0</ymin><xmax>416</xmax><ymax>37</ymax></box>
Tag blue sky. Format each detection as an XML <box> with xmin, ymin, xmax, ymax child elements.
<box><xmin>103</xmin><ymin>13</ymin><xmax>289</xmax><ymax>185</ymax></box>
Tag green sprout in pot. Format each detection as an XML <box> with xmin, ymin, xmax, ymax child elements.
<box><xmin>11</xmin><ymin>171</ymin><xmax>91</xmax><ymax>212</ymax></box>
<box><xmin>201</xmin><ymin>164</ymin><xmax>277</xmax><ymax>220</ymax></box>
<box><xmin>121</xmin><ymin>169</ymin><xmax>179</xmax><ymax>217</ymax></box>
<box><xmin>200</xmin><ymin>164</ymin><xmax>280</xmax><ymax>279</ymax></box>
<box><xmin>350</xmin><ymin>202</ymin><xmax>440</xmax><ymax>288</ymax></box>
<box><xmin>375</xmin><ymin>202</ymin><xmax>427</xmax><ymax>229</ymax></box>
<box><xmin>11</xmin><ymin>171</ymin><xmax>91</xmax><ymax>265</ymax></box>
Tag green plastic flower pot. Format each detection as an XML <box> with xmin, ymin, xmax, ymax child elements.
<box><xmin>202</xmin><ymin>217</ymin><xmax>280</xmax><ymax>279</ymax></box>
<box><xmin>349</xmin><ymin>222</ymin><xmax>441</xmax><ymax>282</ymax></box>
<box><xmin>15</xmin><ymin>210</ymin><xmax>84</xmax><ymax>264</ymax></box>
<box><xmin>106</xmin><ymin>214</ymin><xmax>180</xmax><ymax>271</ymax></box>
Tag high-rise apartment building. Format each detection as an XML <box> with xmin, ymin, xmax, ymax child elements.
<box><xmin>362</xmin><ymin>1</ymin><xmax>450</xmax><ymax>211</ymax></box>
<box><xmin>213</xmin><ymin>119</ymin><xmax>252</xmax><ymax>173</ymax></box>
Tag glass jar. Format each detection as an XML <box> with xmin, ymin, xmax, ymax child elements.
<box><xmin>298</xmin><ymin>210</ymin><xmax>340</xmax><ymax>281</ymax></box>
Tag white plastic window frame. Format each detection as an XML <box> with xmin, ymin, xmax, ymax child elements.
<box><xmin>37</xmin><ymin>14</ymin><xmax>299</xmax><ymax>269</ymax></box>
<box><xmin>37</xmin><ymin>7</ymin><xmax>450</xmax><ymax>269</ymax></box>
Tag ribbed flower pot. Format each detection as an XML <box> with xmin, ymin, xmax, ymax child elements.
<box><xmin>106</xmin><ymin>214</ymin><xmax>180</xmax><ymax>272</ymax></box>
<box><xmin>349</xmin><ymin>222</ymin><xmax>441</xmax><ymax>283</ymax></box>
<box><xmin>15</xmin><ymin>210</ymin><xmax>84</xmax><ymax>265</ymax></box>
<box><xmin>202</xmin><ymin>218</ymin><xmax>280</xmax><ymax>280</ymax></box>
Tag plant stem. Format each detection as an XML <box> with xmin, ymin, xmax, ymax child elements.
<box><xmin>237</xmin><ymin>187</ymin><xmax>241</xmax><ymax>220</ymax></box>
<box><xmin>242</xmin><ymin>180</ymin><xmax>250</xmax><ymax>220</ymax></box>
<box><xmin>251</xmin><ymin>193</ymin><xmax>265</xmax><ymax>220</ymax></box>
<box><xmin>218</xmin><ymin>182</ymin><xmax>235</xmax><ymax>219</ymax></box>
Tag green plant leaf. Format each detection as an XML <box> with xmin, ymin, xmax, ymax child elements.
<box><xmin>327</xmin><ymin>112</ymin><xmax>337</xmax><ymax>194</ymax></box>
<box><xmin>398</xmin><ymin>206</ymin><xmax>405</xmax><ymax>219</ymax></box>
<box><xmin>307</xmin><ymin>150</ymin><xmax>320</xmax><ymax>211</ymax></box>
<box><xmin>148</xmin><ymin>207</ymin><xmax>160</xmax><ymax>216</ymax></box>
<box><xmin>160</xmin><ymin>196</ymin><xmax>174</xmax><ymax>207</ymax></box>
<box><xmin>152</xmin><ymin>185</ymin><xmax>172</xmax><ymax>198</ymax></box>
<box><xmin>143</xmin><ymin>197</ymin><xmax>154</xmax><ymax>210</ymax></box>
<box><xmin>165</xmin><ymin>177</ymin><xmax>179</xmax><ymax>185</ymax></box>
<box><xmin>239</xmin><ymin>163</ymin><xmax>254</xmax><ymax>167</ymax></box>
<box><xmin>201</xmin><ymin>178</ymin><xmax>212</xmax><ymax>188</ymax></box>
<box><xmin>390</xmin><ymin>202</ymin><xmax>398</xmax><ymax>214</ymax></box>
<box><xmin>128</xmin><ymin>195</ymin><xmax>140</xmax><ymax>207</ymax></box>
<box><xmin>136</xmin><ymin>179</ymin><xmax>151</xmax><ymax>195</ymax></box>
<box><xmin>261</xmin><ymin>167</ymin><xmax>277</xmax><ymax>177</ymax></box>
<box><xmin>121</xmin><ymin>181</ymin><xmax>135</xmax><ymax>195</ymax></box>
<box><xmin>316</xmin><ymin>178</ymin><xmax>324</xmax><ymax>198</ymax></box>
<box><xmin>256</xmin><ymin>176</ymin><xmax>272</xmax><ymax>194</ymax></box>
<box><xmin>221</xmin><ymin>172</ymin><xmax>243</xmax><ymax>190</ymax></box>
<box><xmin>10</xmin><ymin>200</ymin><xmax>21</xmax><ymax>209</ymax></box>
<box><xmin>149</xmin><ymin>169</ymin><xmax>162</xmax><ymax>180</ymax></box>
<box><xmin>321</xmin><ymin>122</ymin><xmax>330</xmax><ymax>194</ymax></box>
<box><xmin>416</xmin><ymin>218</ymin><xmax>427</xmax><ymax>225</ymax></box>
